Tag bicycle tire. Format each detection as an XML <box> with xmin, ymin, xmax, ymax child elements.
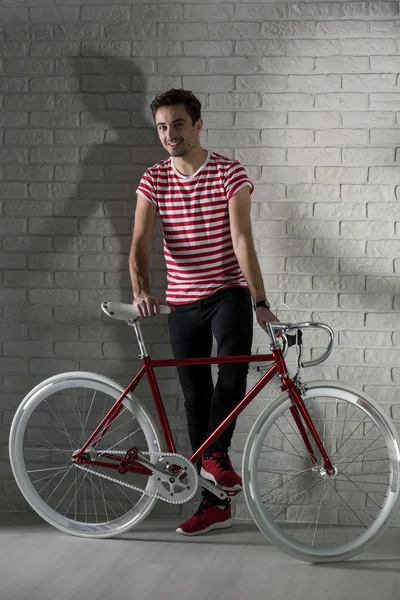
<box><xmin>9</xmin><ymin>372</ymin><xmax>163</xmax><ymax>538</ymax></box>
<box><xmin>242</xmin><ymin>381</ymin><xmax>400</xmax><ymax>563</ymax></box>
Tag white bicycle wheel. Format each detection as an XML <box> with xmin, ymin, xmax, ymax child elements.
<box><xmin>243</xmin><ymin>381</ymin><xmax>400</xmax><ymax>563</ymax></box>
<box><xmin>9</xmin><ymin>372</ymin><xmax>163</xmax><ymax>538</ymax></box>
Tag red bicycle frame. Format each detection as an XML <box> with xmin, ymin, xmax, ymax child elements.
<box><xmin>72</xmin><ymin>343</ymin><xmax>334</xmax><ymax>475</ymax></box>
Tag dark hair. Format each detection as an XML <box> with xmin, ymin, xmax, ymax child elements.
<box><xmin>150</xmin><ymin>89</ymin><xmax>201</xmax><ymax>125</ymax></box>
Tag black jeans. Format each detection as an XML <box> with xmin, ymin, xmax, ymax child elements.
<box><xmin>168</xmin><ymin>287</ymin><xmax>253</xmax><ymax>460</ymax></box>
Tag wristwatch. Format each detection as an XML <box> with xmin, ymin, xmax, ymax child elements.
<box><xmin>253</xmin><ymin>299</ymin><xmax>271</xmax><ymax>311</ymax></box>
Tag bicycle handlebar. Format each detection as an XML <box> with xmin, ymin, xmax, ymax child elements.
<box><xmin>269</xmin><ymin>321</ymin><xmax>334</xmax><ymax>368</ymax></box>
<box><xmin>101</xmin><ymin>301</ymin><xmax>171</xmax><ymax>321</ymax></box>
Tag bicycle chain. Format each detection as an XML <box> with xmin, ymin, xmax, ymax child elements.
<box><xmin>74</xmin><ymin>451</ymin><xmax>196</xmax><ymax>505</ymax></box>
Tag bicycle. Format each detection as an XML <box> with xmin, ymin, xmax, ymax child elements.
<box><xmin>9</xmin><ymin>301</ymin><xmax>400</xmax><ymax>563</ymax></box>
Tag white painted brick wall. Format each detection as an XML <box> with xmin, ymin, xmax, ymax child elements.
<box><xmin>1</xmin><ymin>0</ymin><xmax>400</xmax><ymax>521</ymax></box>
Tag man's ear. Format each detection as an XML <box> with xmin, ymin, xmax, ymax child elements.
<box><xmin>195</xmin><ymin>118</ymin><xmax>203</xmax><ymax>133</ymax></box>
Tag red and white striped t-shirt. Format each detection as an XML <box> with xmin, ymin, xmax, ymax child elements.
<box><xmin>136</xmin><ymin>151</ymin><xmax>254</xmax><ymax>305</ymax></box>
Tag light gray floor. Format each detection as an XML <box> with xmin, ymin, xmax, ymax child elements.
<box><xmin>2</xmin><ymin>513</ymin><xmax>400</xmax><ymax>600</ymax></box>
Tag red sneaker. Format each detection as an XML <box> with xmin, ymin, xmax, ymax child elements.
<box><xmin>200</xmin><ymin>451</ymin><xmax>242</xmax><ymax>493</ymax></box>
<box><xmin>176</xmin><ymin>499</ymin><xmax>232</xmax><ymax>536</ymax></box>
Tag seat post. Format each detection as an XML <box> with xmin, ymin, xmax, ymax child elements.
<box><xmin>129</xmin><ymin>320</ymin><xmax>149</xmax><ymax>358</ymax></box>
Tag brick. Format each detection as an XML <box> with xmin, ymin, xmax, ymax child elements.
<box><xmin>209</xmin><ymin>22</ymin><xmax>261</xmax><ymax>39</ymax></box>
<box><xmin>343</xmin><ymin>74</ymin><xmax>396</xmax><ymax>91</ymax></box>
<box><xmin>315</xmin><ymin>238</ymin><xmax>365</xmax><ymax>257</ymax></box>
<box><xmin>367</xmin><ymin>240</ymin><xmax>400</xmax><ymax>258</ymax></box>
<box><xmin>0</xmin><ymin>8</ymin><xmax>27</xmax><ymax>23</ymax></box>
<box><xmin>371</xmin><ymin>21</ymin><xmax>400</xmax><ymax>35</ymax></box>
<box><xmin>235</xmin><ymin>3</ymin><xmax>286</xmax><ymax>19</ymax></box>
<box><xmin>372</xmin><ymin>129</ymin><xmax>400</xmax><ymax>144</ymax></box>
<box><xmin>5</xmin><ymin>165</ymin><xmax>52</xmax><ymax>182</ymax></box>
<box><xmin>312</xmin><ymin>311</ymin><xmax>364</xmax><ymax>329</ymax></box>
<box><xmin>55</xmin><ymin>166</ymin><xmax>104</xmax><ymax>181</ymax></box>
<box><xmin>81</xmin><ymin>111</ymin><xmax>129</xmax><ymax>128</ymax></box>
<box><xmin>4</xmin><ymin>200</ymin><xmax>51</xmax><ymax>217</ymax></box>
<box><xmin>186</xmin><ymin>3</ymin><xmax>233</xmax><ymax>20</ymax></box>
<box><xmin>54</xmin><ymin>236</ymin><xmax>103</xmax><ymax>253</ymax></box>
<box><xmin>316</xmin><ymin>20</ymin><xmax>368</xmax><ymax>37</ymax></box>
<box><xmin>259</xmin><ymin>238</ymin><xmax>312</xmax><ymax>255</ymax></box>
<box><xmin>286</xmin><ymin>292</ymin><xmax>336</xmax><ymax>309</ymax></box>
<box><xmin>288</xmin><ymin>111</ymin><xmax>340</xmax><ymax>128</ymax></box>
<box><xmin>79</xmin><ymin>255</ymin><xmax>125</xmax><ymax>271</ymax></box>
<box><xmin>105</xmin><ymin>94</ymin><xmax>142</xmax><ymax>110</ymax></box>
<box><xmin>80</xmin><ymin>183</ymin><xmax>131</xmax><ymax>199</ymax></box>
<box><xmin>55</xmin><ymin>23</ymin><xmax>103</xmax><ymax>40</ymax></box>
<box><xmin>369</xmin><ymin>167</ymin><xmax>400</xmax><ymax>183</ymax></box>
<box><xmin>345</xmin><ymin>148</ymin><xmax>395</xmax><ymax>166</ymax></box>
<box><xmin>30</xmin><ymin>42</ymin><xmax>80</xmax><ymax>57</ymax></box>
<box><xmin>0</xmin><ymin>76</ymin><xmax>27</xmax><ymax>91</ymax></box>
<box><xmin>0</xmin><ymin>41</ymin><xmax>26</xmax><ymax>56</ymax></box>
<box><xmin>366</xmin><ymin>276</ymin><xmax>400</xmax><ymax>293</ymax></box>
<box><xmin>316</xmin><ymin>167</ymin><xmax>366</xmax><ymax>183</ymax></box>
<box><xmin>3</xmin><ymin>341</ymin><xmax>52</xmax><ymax>357</ymax></box>
<box><xmin>285</xmin><ymin>256</ymin><xmax>336</xmax><ymax>274</ymax></box>
<box><xmin>344</xmin><ymin>38</ymin><xmax>396</xmax><ymax>55</ymax></box>
<box><xmin>57</xmin><ymin>58</ymin><xmax>104</xmax><ymax>74</ymax></box>
<box><xmin>314</xmin><ymin>203</ymin><xmax>366</xmax><ymax>219</ymax></box>
<box><xmin>29</xmin><ymin>182</ymin><xmax>77</xmax><ymax>199</ymax></box>
<box><xmin>30</xmin><ymin>77</ymin><xmax>79</xmax><ymax>92</ymax></box>
<box><xmin>53</xmin><ymin>200</ymin><xmax>103</xmax><ymax>218</ymax></box>
<box><xmin>368</xmin><ymin>203</ymin><xmax>400</xmax><ymax>220</ymax></box>
<box><xmin>343</xmin><ymin>111</ymin><xmax>394</xmax><ymax>127</ymax></box>
<box><xmin>3</xmin><ymin>236</ymin><xmax>52</xmax><ymax>252</ymax></box>
<box><xmin>82</xmin><ymin>75</ymin><xmax>131</xmax><ymax>92</ymax></box>
<box><xmin>29</xmin><ymin>218</ymin><xmax>77</xmax><ymax>234</ymax></box>
<box><xmin>340</xmin><ymin>257</ymin><xmax>393</xmax><ymax>274</ymax></box>
<box><xmin>366</xmin><ymin>313</ymin><xmax>400</xmax><ymax>329</ymax></box>
<box><xmin>261</xmin><ymin>129</ymin><xmax>313</xmax><ymax>146</ymax></box>
<box><xmin>236</xmin><ymin>74</ymin><xmax>286</xmax><ymax>93</ymax></box>
<box><xmin>340</xmin><ymin>294</ymin><xmax>391</xmax><ymax>310</ymax></box>
<box><xmin>340</xmin><ymin>366</ymin><xmax>390</xmax><ymax>383</ymax></box>
<box><xmin>5</xmin><ymin>58</ymin><xmax>52</xmax><ymax>74</ymax></box>
<box><xmin>29</xmin><ymin>146</ymin><xmax>79</xmax><ymax>168</ymax></box>
<box><xmin>105</xmin><ymin>129</ymin><xmax>157</xmax><ymax>146</ymax></box>
<box><xmin>341</xmin><ymin>184</ymin><xmax>394</xmax><ymax>202</ymax></box>
<box><xmin>259</xmin><ymin>202</ymin><xmax>309</xmax><ymax>220</ymax></box>
<box><xmin>106</xmin><ymin>23</ymin><xmax>156</xmax><ymax>39</ymax></box>
<box><xmin>261</xmin><ymin>57</ymin><xmax>314</xmax><ymax>74</ymax></box>
<box><xmin>235</xmin><ymin>111</ymin><xmax>284</xmax><ymax>129</ymax></box>
<box><xmin>55</xmin><ymin>130</ymin><xmax>103</xmax><ymax>145</ymax></box>
<box><xmin>339</xmin><ymin>330</ymin><xmax>391</xmax><ymax>347</ymax></box>
<box><xmin>0</xmin><ymin>148</ymin><xmax>27</xmax><ymax>163</ymax></box>
<box><xmin>0</xmin><ymin>112</ymin><xmax>28</xmax><ymax>127</ymax></box>
<box><xmin>262</xmin><ymin>21</ymin><xmax>315</xmax><ymax>37</ymax></box>
<box><xmin>82</xmin><ymin>41</ymin><xmax>131</xmax><ymax>56</ymax></box>
<box><xmin>262</xmin><ymin>93</ymin><xmax>313</xmax><ymax>110</ymax></box>
<box><xmin>29</xmin><ymin>324</ymin><xmax>78</xmax><ymax>341</ymax></box>
<box><xmin>4</xmin><ymin>94</ymin><xmax>54</xmax><ymax>110</ymax></box>
<box><xmin>313</xmin><ymin>274</ymin><xmax>365</xmax><ymax>291</ymax></box>
<box><xmin>184</xmin><ymin>40</ymin><xmax>232</xmax><ymax>57</ymax></box>
<box><xmin>315</xmin><ymin>93</ymin><xmax>368</xmax><ymax>110</ymax></box>
<box><xmin>0</xmin><ymin>183</ymin><xmax>26</xmax><ymax>199</ymax></box>
<box><xmin>29</xmin><ymin>359</ymin><xmax>78</xmax><ymax>375</ymax></box>
<box><xmin>262</xmin><ymin>166</ymin><xmax>313</xmax><ymax>183</ymax></box>
<box><xmin>235</xmin><ymin>148</ymin><xmax>284</xmax><ymax>165</ymax></box>
<box><xmin>344</xmin><ymin>2</ymin><xmax>398</xmax><ymax>17</ymax></box>
<box><xmin>315</xmin><ymin>129</ymin><xmax>368</xmax><ymax>145</ymax></box>
<box><xmin>0</xmin><ymin>254</ymin><xmax>26</xmax><ymax>269</ymax></box>
<box><xmin>31</xmin><ymin>112</ymin><xmax>79</xmax><ymax>128</ymax></box>
<box><xmin>3</xmin><ymin>306</ymin><xmax>51</xmax><ymax>323</ymax></box>
<box><xmin>81</xmin><ymin>147</ymin><xmax>130</xmax><ymax>164</ymax></box>
<box><xmin>287</xmin><ymin>147</ymin><xmax>340</xmax><ymax>165</ymax></box>
<box><xmin>30</xmin><ymin>7</ymin><xmax>79</xmax><ymax>22</ymax></box>
<box><xmin>0</xmin><ymin>358</ymin><xmax>27</xmax><ymax>373</ymax></box>
<box><xmin>4</xmin><ymin>270</ymin><xmax>52</xmax><ymax>287</ymax></box>
<box><xmin>56</xmin><ymin>94</ymin><xmax>105</xmax><ymax>110</ymax></box>
<box><xmin>158</xmin><ymin>57</ymin><xmax>206</xmax><ymax>74</ymax></box>
<box><xmin>81</xmin><ymin>6</ymin><xmax>131</xmax><ymax>21</ymax></box>
<box><xmin>316</xmin><ymin>57</ymin><xmax>369</xmax><ymax>73</ymax></box>
<box><xmin>287</xmin><ymin>219</ymin><xmax>339</xmax><ymax>238</ymax></box>
<box><xmin>5</xmin><ymin>129</ymin><xmax>52</xmax><ymax>145</ymax></box>
<box><xmin>54</xmin><ymin>342</ymin><xmax>102</xmax><ymax>358</ymax></box>
<box><xmin>28</xmin><ymin>253</ymin><xmax>78</xmax><ymax>270</ymax></box>
<box><xmin>286</xmin><ymin>74</ymin><xmax>340</xmax><ymax>93</ymax></box>
<box><xmin>288</xmin><ymin>3</ymin><xmax>343</xmax><ymax>19</ymax></box>
<box><xmin>287</xmin><ymin>184</ymin><xmax>338</xmax><ymax>200</ymax></box>
<box><xmin>371</xmin><ymin>57</ymin><xmax>400</xmax><ymax>71</ymax></box>
<box><xmin>55</xmin><ymin>272</ymin><xmax>104</xmax><ymax>288</ymax></box>
<box><xmin>235</xmin><ymin>39</ymin><xmax>287</xmax><ymax>56</ymax></box>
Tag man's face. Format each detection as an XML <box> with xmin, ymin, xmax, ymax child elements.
<box><xmin>155</xmin><ymin>104</ymin><xmax>202</xmax><ymax>158</ymax></box>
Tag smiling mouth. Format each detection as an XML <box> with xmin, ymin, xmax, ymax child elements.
<box><xmin>168</xmin><ymin>141</ymin><xmax>182</xmax><ymax>148</ymax></box>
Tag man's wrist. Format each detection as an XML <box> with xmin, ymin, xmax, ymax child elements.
<box><xmin>253</xmin><ymin>299</ymin><xmax>271</xmax><ymax>311</ymax></box>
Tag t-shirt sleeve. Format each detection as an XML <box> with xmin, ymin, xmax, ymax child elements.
<box><xmin>136</xmin><ymin>169</ymin><xmax>157</xmax><ymax>207</ymax></box>
<box><xmin>224</xmin><ymin>161</ymin><xmax>254</xmax><ymax>200</ymax></box>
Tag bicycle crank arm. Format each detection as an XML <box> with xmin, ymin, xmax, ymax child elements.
<box><xmin>135</xmin><ymin>452</ymin><xmax>191</xmax><ymax>485</ymax></box>
<box><xmin>198</xmin><ymin>476</ymin><xmax>228</xmax><ymax>501</ymax></box>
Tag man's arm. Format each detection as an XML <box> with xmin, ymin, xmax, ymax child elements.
<box><xmin>228</xmin><ymin>186</ymin><xmax>279</xmax><ymax>330</ymax></box>
<box><xmin>129</xmin><ymin>194</ymin><xmax>159</xmax><ymax>317</ymax></box>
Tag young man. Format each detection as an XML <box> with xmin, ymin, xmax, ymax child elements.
<box><xmin>130</xmin><ymin>89</ymin><xmax>278</xmax><ymax>536</ymax></box>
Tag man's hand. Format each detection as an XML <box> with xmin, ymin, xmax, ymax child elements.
<box><xmin>255</xmin><ymin>306</ymin><xmax>279</xmax><ymax>333</ymax></box>
<box><xmin>133</xmin><ymin>293</ymin><xmax>161</xmax><ymax>318</ymax></box>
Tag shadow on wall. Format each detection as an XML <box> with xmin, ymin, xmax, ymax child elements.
<box><xmin>15</xmin><ymin>57</ymin><xmax>172</xmax><ymax>401</ymax></box>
